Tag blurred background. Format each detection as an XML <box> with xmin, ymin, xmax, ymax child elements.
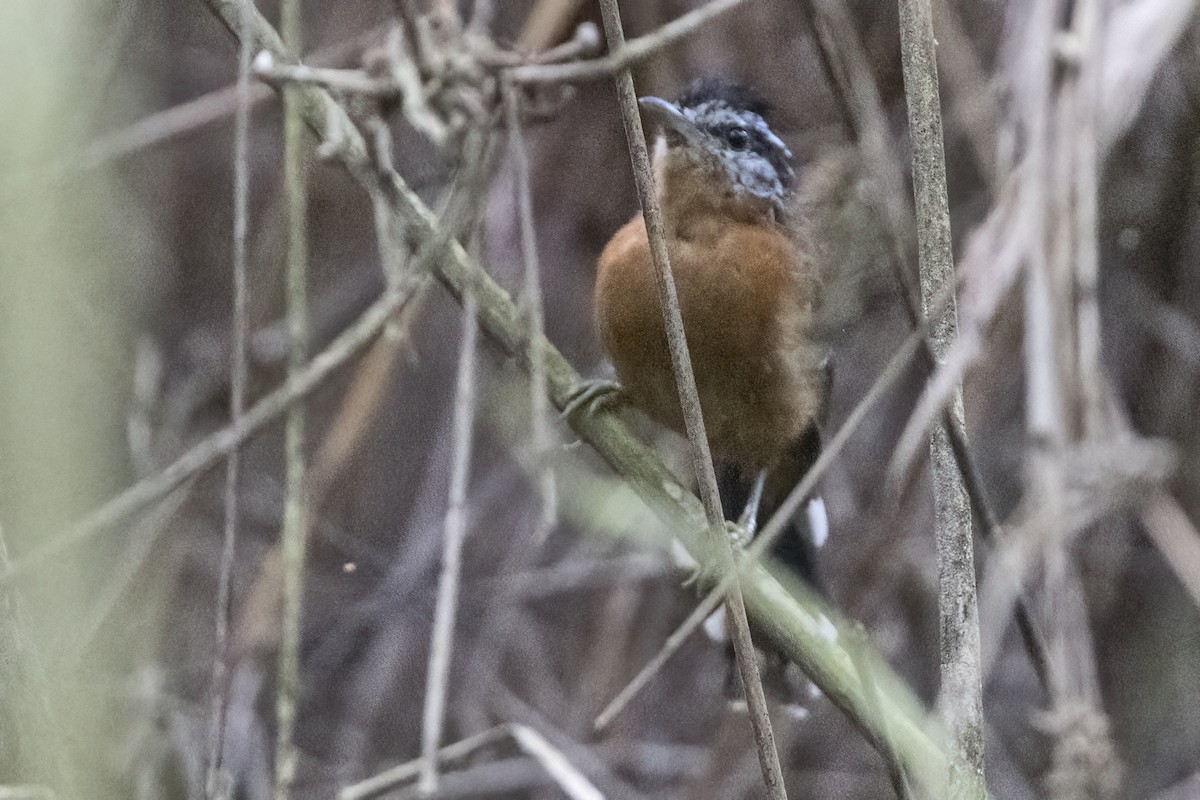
<box><xmin>2</xmin><ymin>0</ymin><xmax>1200</xmax><ymax>798</ymax></box>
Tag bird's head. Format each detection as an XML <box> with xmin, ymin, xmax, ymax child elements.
<box><xmin>639</xmin><ymin>79</ymin><xmax>795</xmax><ymax>219</ymax></box>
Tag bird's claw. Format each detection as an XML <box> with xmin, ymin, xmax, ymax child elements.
<box><xmin>679</xmin><ymin>521</ymin><xmax>751</xmax><ymax>589</ymax></box>
<box><xmin>561</xmin><ymin>378</ymin><xmax>623</xmax><ymax>419</ymax></box>
<box><xmin>726</xmin><ymin>519</ymin><xmax>754</xmax><ymax>550</ymax></box>
<box><xmin>682</xmin><ymin>561</ymin><xmax>720</xmax><ymax>589</ymax></box>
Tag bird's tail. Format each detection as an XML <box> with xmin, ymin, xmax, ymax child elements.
<box><xmin>714</xmin><ymin>425</ymin><xmax>829</xmax><ymax>713</ymax></box>
<box><xmin>717</xmin><ymin>424</ymin><xmax>827</xmax><ymax>591</ymax></box>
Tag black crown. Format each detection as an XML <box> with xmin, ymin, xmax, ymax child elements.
<box><xmin>676</xmin><ymin>78</ymin><xmax>772</xmax><ymax>119</ymax></box>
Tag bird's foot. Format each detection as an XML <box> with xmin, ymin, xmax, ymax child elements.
<box><xmin>679</xmin><ymin>521</ymin><xmax>751</xmax><ymax>589</ymax></box>
<box><xmin>680</xmin><ymin>556</ymin><xmax>716</xmax><ymax>589</ymax></box>
<box><xmin>726</xmin><ymin>519</ymin><xmax>754</xmax><ymax>550</ymax></box>
<box><xmin>561</xmin><ymin>378</ymin><xmax>624</xmax><ymax>419</ymax></box>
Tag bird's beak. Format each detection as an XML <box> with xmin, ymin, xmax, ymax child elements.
<box><xmin>638</xmin><ymin>96</ymin><xmax>707</xmax><ymax>147</ymax></box>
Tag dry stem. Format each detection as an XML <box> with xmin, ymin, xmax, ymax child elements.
<box><xmin>204</xmin><ymin>0</ymin><xmax>254</xmax><ymax>795</ymax></box>
<box><xmin>504</xmin><ymin>81</ymin><xmax>558</xmax><ymax>543</ymax></box>
<box><xmin>510</xmin><ymin>0</ymin><xmax>747</xmax><ymax>84</ymax></box>
<box><xmin>272</xmin><ymin>0</ymin><xmax>310</xmax><ymax>795</ymax></box>
<box><xmin>597</xmin><ymin>1</ymin><xmax>787</xmax><ymax>796</ymax></box>
<box><xmin>896</xmin><ymin>0</ymin><xmax>985</xmax><ymax>791</ymax></box>
<box><xmin>419</xmin><ymin>291</ymin><xmax>479</xmax><ymax>792</ymax></box>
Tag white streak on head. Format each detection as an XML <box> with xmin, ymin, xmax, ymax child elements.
<box><xmin>806</xmin><ymin>497</ymin><xmax>829</xmax><ymax>549</ymax></box>
<box><xmin>761</xmin><ymin>126</ymin><xmax>792</xmax><ymax>162</ymax></box>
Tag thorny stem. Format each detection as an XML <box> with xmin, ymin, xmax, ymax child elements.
<box><xmin>896</xmin><ymin>0</ymin><xmax>985</xmax><ymax>792</ymax></box>
<box><xmin>597</xmin><ymin>1</ymin><xmax>787</xmax><ymax>797</ymax></box>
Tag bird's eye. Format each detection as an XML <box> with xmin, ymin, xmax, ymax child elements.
<box><xmin>726</xmin><ymin>127</ymin><xmax>750</xmax><ymax>150</ymax></box>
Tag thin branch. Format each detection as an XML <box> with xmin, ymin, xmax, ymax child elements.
<box><xmin>70</xmin><ymin>483</ymin><xmax>194</xmax><ymax>661</ymax></box>
<box><xmin>253</xmin><ymin>57</ymin><xmax>397</xmax><ymax>96</ymax></box>
<box><xmin>1070</xmin><ymin>0</ymin><xmax>1105</xmax><ymax>435</ymax></box>
<box><xmin>504</xmin><ymin>80</ymin><xmax>557</xmax><ymax>543</ymax></box>
<box><xmin>341</xmin><ymin>727</ymin><xmax>509</xmax><ymax>800</ymax></box>
<box><xmin>205</xmin><ymin>0</ymin><xmax>254</xmax><ymax>794</ymax></box>
<box><xmin>419</xmin><ymin>289</ymin><xmax>479</xmax><ymax>793</ymax></box>
<box><xmin>509</xmin><ymin>0</ymin><xmax>748</xmax><ymax>84</ymax></box>
<box><xmin>51</xmin><ymin>26</ymin><xmax>383</xmax><ymax>179</ymax></box>
<box><xmin>896</xmin><ymin>0</ymin><xmax>985</xmax><ymax>791</ymax></box>
<box><xmin>343</xmin><ymin>723</ymin><xmax>603</xmax><ymax>800</ymax></box>
<box><xmin>273</xmin><ymin>0</ymin><xmax>310</xmax><ymax>793</ymax></box>
<box><xmin>597</xmin><ymin>2</ymin><xmax>787</xmax><ymax>797</ymax></box>
<box><xmin>506</xmin><ymin>724</ymin><xmax>604</xmax><ymax>800</ymax></box>
<box><xmin>1140</xmin><ymin>494</ymin><xmax>1200</xmax><ymax>609</ymax></box>
<box><xmin>516</xmin><ymin>0</ymin><xmax>589</xmax><ymax>53</ymax></box>
<box><xmin>592</xmin><ymin>585</ymin><xmax>724</xmax><ymax>733</ymax></box>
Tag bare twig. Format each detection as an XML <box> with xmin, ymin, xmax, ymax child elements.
<box><xmin>504</xmin><ymin>81</ymin><xmax>557</xmax><ymax>543</ymax></box>
<box><xmin>896</xmin><ymin>0</ymin><xmax>984</xmax><ymax>791</ymax></box>
<box><xmin>52</xmin><ymin>26</ymin><xmax>383</xmax><ymax>179</ymax></box>
<box><xmin>797</xmin><ymin>5</ymin><xmax>1019</xmax><ymax>684</ymax></box>
<box><xmin>505</xmin><ymin>724</ymin><xmax>604</xmax><ymax>800</ymax></box>
<box><xmin>341</xmin><ymin>727</ymin><xmax>509</xmax><ymax>800</ymax></box>
<box><xmin>1140</xmin><ymin>494</ymin><xmax>1200</xmax><ymax>609</ymax></box>
<box><xmin>205</xmin><ymin>0</ymin><xmax>254</xmax><ymax>795</ymax></box>
<box><xmin>597</xmin><ymin>2</ymin><xmax>786</xmax><ymax>796</ymax></box>
<box><xmin>342</xmin><ymin>723</ymin><xmax>602</xmax><ymax>800</ymax></box>
<box><xmin>510</xmin><ymin>0</ymin><xmax>747</xmax><ymax>84</ymax></box>
<box><xmin>1070</xmin><ymin>0</ymin><xmax>1105</xmax><ymax>435</ymax></box>
<box><xmin>799</xmin><ymin>11</ymin><xmax>1022</xmax><ymax>698</ymax></box>
<box><xmin>253</xmin><ymin>57</ymin><xmax>398</xmax><ymax>96</ymax></box>
<box><xmin>419</xmin><ymin>289</ymin><xmax>479</xmax><ymax>793</ymax></box>
<box><xmin>273</xmin><ymin>5</ymin><xmax>310</xmax><ymax>795</ymax></box>
<box><xmin>516</xmin><ymin>0</ymin><xmax>588</xmax><ymax>53</ymax></box>
<box><xmin>592</xmin><ymin>584</ymin><xmax>724</xmax><ymax>733</ymax></box>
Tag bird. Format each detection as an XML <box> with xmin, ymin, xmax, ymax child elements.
<box><xmin>576</xmin><ymin>78</ymin><xmax>832</xmax><ymax>702</ymax></box>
